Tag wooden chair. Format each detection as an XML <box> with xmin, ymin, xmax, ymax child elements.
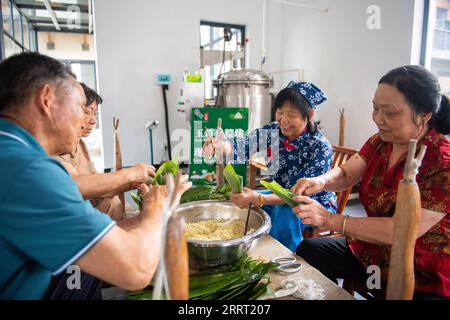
<box><xmin>302</xmin><ymin>145</ymin><xmax>358</xmax><ymax>238</ymax></box>
<box><xmin>331</xmin><ymin>145</ymin><xmax>358</xmax><ymax>215</ymax></box>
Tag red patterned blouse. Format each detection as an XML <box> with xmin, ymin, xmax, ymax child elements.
<box><xmin>347</xmin><ymin>129</ymin><xmax>450</xmax><ymax>297</ymax></box>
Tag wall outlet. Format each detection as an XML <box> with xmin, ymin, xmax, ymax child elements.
<box><xmin>159</xmin><ymin>143</ymin><xmax>169</xmax><ymax>163</ymax></box>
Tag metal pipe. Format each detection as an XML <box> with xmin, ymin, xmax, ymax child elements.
<box><xmin>149</xmin><ymin>128</ymin><xmax>154</xmax><ymax>164</ymax></box>
<box><xmin>161</xmin><ymin>84</ymin><xmax>172</xmax><ymax>161</ymax></box>
<box><xmin>261</xmin><ymin>0</ymin><xmax>267</xmax><ymax>71</ymax></box>
<box><xmin>43</xmin><ymin>0</ymin><xmax>61</xmax><ymax>31</ymax></box>
<box><xmin>88</xmin><ymin>0</ymin><xmax>93</xmax><ymax>34</ymax></box>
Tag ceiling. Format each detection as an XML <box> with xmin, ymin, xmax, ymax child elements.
<box><xmin>15</xmin><ymin>0</ymin><xmax>91</xmax><ymax>33</ymax></box>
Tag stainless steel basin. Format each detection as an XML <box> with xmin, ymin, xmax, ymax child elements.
<box><xmin>176</xmin><ymin>200</ymin><xmax>271</xmax><ymax>269</ymax></box>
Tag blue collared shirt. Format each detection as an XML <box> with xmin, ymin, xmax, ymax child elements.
<box><xmin>0</xmin><ymin>119</ymin><xmax>115</xmax><ymax>299</ymax></box>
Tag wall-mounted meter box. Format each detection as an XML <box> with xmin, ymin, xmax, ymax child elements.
<box><xmin>185</xmin><ymin>74</ymin><xmax>202</xmax><ymax>83</ymax></box>
<box><xmin>157</xmin><ymin>74</ymin><xmax>172</xmax><ymax>85</ymax></box>
<box><xmin>178</xmin><ymin>70</ymin><xmax>205</xmax><ymax>121</ymax></box>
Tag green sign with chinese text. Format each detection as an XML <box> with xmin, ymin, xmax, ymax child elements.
<box><xmin>189</xmin><ymin>107</ymin><xmax>248</xmax><ymax>185</ymax></box>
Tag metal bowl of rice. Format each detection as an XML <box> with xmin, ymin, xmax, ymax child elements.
<box><xmin>176</xmin><ymin>200</ymin><xmax>271</xmax><ymax>269</ymax></box>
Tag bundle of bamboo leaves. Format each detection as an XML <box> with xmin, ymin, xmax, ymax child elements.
<box><xmin>223</xmin><ymin>164</ymin><xmax>243</xmax><ymax>193</ymax></box>
<box><xmin>126</xmin><ymin>255</ymin><xmax>278</xmax><ymax>300</ymax></box>
<box><xmin>259</xmin><ymin>180</ymin><xmax>302</xmax><ymax>207</ymax></box>
<box><xmin>179</xmin><ymin>183</ymin><xmax>231</xmax><ymax>204</ymax></box>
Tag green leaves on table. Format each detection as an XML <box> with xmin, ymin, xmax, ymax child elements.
<box><xmin>259</xmin><ymin>179</ymin><xmax>302</xmax><ymax>207</ymax></box>
<box><xmin>125</xmin><ymin>255</ymin><xmax>278</xmax><ymax>300</ymax></box>
<box><xmin>223</xmin><ymin>164</ymin><xmax>243</xmax><ymax>193</ymax></box>
<box><xmin>179</xmin><ymin>183</ymin><xmax>231</xmax><ymax>204</ymax></box>
<box><xmin>189</xmin><ymin>255</ymin><xmax>278</xmax><ymax>300</ymax></box>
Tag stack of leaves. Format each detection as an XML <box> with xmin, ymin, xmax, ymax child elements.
<box><xmin>179</xmin><ymin>183</ymin><xmax>231</xmax><ymax>204</ymax></box>
<box><xmin>189</xmin><ymin>255</ymin><xmax>277</xmax><ymax>300</ymax></box>
<box><xmin>259</xmin><ymin>179</ymin><xmax>302</xmax><ymax>207</ymax></box>
<box><xmin>126</xmin><ymin>255</ymin><xmax>279</xmax><ymax>300</ymax></box>
<box><xmin>223</xmin><ymin>164</ymin><xmax>243</xmax><ymax>193</ymax></box>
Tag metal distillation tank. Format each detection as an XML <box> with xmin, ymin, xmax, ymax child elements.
<box><xmin>213</xmin><ymin>69</ymin><xmax>274</xmax><ymax>130</ymax></box>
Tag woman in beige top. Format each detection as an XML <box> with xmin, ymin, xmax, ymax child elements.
<box><xmin>57</xmin><ymin>83</ymin><xmax>155</xmax><ymax>221</ymax></box>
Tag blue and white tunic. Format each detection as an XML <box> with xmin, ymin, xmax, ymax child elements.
<box><xmin>230</xmin><ymin>121</ymin><xmax>337</xmax><ymax>251</ymax></box>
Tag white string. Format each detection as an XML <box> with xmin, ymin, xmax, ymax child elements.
<box><xmin>152</xmin><ymin>174</ymin><xmax>182</xmax><ymax>300</ymax></box>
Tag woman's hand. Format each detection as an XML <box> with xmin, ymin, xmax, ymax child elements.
<box><xmin>291</xmin><ymin>177</ymin><xmax>326</xmax><ymax>196</ymax></box>
<box><xmin>230</xmin><ymin>187</ymin><xmax>261</xmax><ymax>209</ymax></box>
<box><xmin>292</xmin><ymin>195</ymin><xmax>332</xmax><ymax>228</ymax></box>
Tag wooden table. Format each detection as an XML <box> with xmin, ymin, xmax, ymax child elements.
<box><xmin>249</xmin><ymin>235</ymin><xmax>355</xmax><ymax>300</ymax></box>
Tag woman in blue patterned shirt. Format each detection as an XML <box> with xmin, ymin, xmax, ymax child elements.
<box><xmin>204</xmin><ymin>81</ymin><xmax>337</xmax><ymax>251</ymax></box>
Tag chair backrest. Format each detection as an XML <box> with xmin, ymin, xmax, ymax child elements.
<box><xmin>331</xmin><ymin>145</ymin><xmax>358</xmax><ymax>215</ymax></box>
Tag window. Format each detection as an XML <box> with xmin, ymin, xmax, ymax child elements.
<box><xmin>12</xmin><ymin>5</ymin><xmax>22</xmax><ymax>44</ymax></box>
<box><xmin>22</xmin><ymin>15</ymin><xmax>29</xmax><ymax>49</ymax></box>
<box><xmin>4</xmin><ymin>33</ymin><xmax>21</xmax><ymax>56</ymax></box>
<box><xmin>200</xmin><ymin>21</ymin><xmax>245</xmax><ymax>100</ymax></box>
<box><xmin>423</xmin><ymin>0</ymin><xmax>450</xmax><ymax>94</ymax></box>
<box><xmin>0</xmin><ymin>0</ymin><xmax>36</xmax><ymax>60</ymax></box>
<box><xmin>63</xmin><ymin>60</ymin><xmax>97</xmax><ymax>91</ymax></box>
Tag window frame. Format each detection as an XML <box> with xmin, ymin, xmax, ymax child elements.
<box><xmin>199</xmin><ymin>20</ymin><xmax>246</xmax><ymax>100</ymax></box>
<box><xmin>422</xmin><ymin>0</ymin><xmax>450</xmax><ymax>94</ymax></box>
<box><xmin>0</xmin><ymin>0</ymin><xmax>5</xmax><ymax>60</ymax></box>
<box><xmin>1</xmin><ymin>0</ymin><xmax>37</xmax><ymax>61</ymax></box>
<box><xmin>420</xmin><ymin>0</ymin><xmax>431</xmax><ymax>66</ymax></box>
<box><xmin>200</xmin><ymin>20</ymin><xmax>246</xmax><ymax>49</ymax></box>
<box><xmin>61</xmin><ymin>59</ymin><xmax>97</xmax><ymax>90</ymax></box>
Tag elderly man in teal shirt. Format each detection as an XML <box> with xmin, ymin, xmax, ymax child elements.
<box><xmin>0</xmin><ymin>53</ymin><xmax>189</xmax><ymax>299</ymax></box>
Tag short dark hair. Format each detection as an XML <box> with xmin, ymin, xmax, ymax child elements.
<box><xmin>0</xmin><ymin>52</ymin><xmax>75</xmax><ymax>114</ymax></box>
<box><xmin>379</xmin><ymin>65</ymin><xmax>450</xmax><ymax>135</ymax></box>
<box><xmin>272</xmin><ymin>87</ymin><xmax>316</xmax><ymax>131</ymax></box>
<box><xmin>80</xmin><ymin>82</ymin><xmax>103</xmax><ymax>107</ymax></box>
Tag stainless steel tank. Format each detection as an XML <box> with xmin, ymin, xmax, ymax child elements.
<box><xmin>213</xmin><ymin>69</ymin><xmax>274</xmax><ymax>130</ymax></box>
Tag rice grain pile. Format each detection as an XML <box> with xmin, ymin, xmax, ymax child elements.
<box><xmin>186</xmin><ymin>219</ymin><xmax>248</xmax><ymax>241</ymax></box>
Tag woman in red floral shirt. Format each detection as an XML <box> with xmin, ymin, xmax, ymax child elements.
<box><xmin>292</xmin><ymin>65</ymin><xmax>449</xmax><ymax>299</ymax></box>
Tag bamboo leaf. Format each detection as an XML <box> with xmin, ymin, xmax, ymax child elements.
<box><xmin>223</xmin><ymin>164</ymin><xmax>243</xmax><ymax>193</ymax></box>
<box><xmin>189</xmin><ymin>255</ymin><xmax>277</xmax><ymax>300</ymax></box>
<box><xmin>155</xmin><ymin>160</ymin><xmax>179</xmax><ymax>185</ymax></box>
<box><xmin>130</xmin><ymin>191</ymin><xmax>142</xmax><ymax>209</ymax></box>
<box><xmin>259</xmin><ymin>179</ymin><xmax>303</xmax><ymax>207</ymax></box>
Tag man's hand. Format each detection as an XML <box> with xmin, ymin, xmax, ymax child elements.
<box><xmin>230</xmin><ymin>187</ymin><xmax>261</xmax><ymax>209</ymax></box>
<box><xmin>125</xmin><ymin>164</ymin><xmax>156</xmax><ymax>187</ymax></box>
<box><xmin>138</xmin><ymin>184</ymin><xmax>167</xmax><ymax>218</ymax></box>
